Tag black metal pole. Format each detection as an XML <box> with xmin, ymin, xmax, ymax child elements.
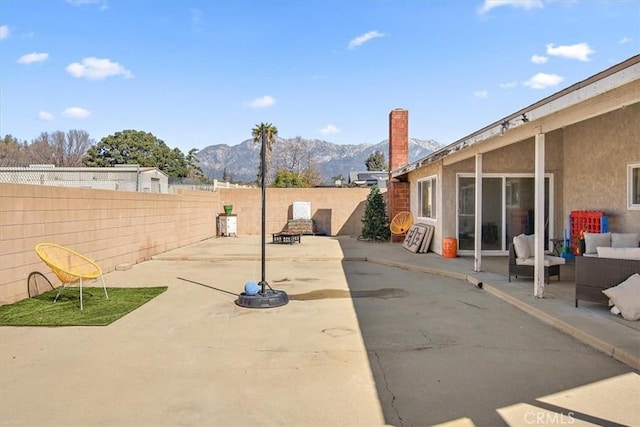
<box><xmin>260</xmin><ymin>128</ymin><xmax>267</xmax><ymax>293</ymax></box>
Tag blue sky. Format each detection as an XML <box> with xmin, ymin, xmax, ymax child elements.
<box><xmin>1</xmin><ymin>0</ymin><xmax>638</xmax><ymax>154</ymax></box>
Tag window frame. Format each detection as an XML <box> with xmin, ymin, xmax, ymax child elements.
<box><xmin>628</xmin><ymin>162</ymin><xmax>640</xmax><ymax>210</ymax></box>
<box><xmin>418</xmin><ymin>175</ymin><xmax>437</xmax><ymax>220</ymax></box>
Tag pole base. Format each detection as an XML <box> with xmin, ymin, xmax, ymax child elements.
<box><xmin>235</xmin><ymin>289</ymin><xmax>289</xmax><ymax>308</ymax></box>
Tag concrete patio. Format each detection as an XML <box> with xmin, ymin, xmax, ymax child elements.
<box><xmin>0</xmin><ymin>236</ymin><xmax>638</xmax><ymax>426</ymax></box>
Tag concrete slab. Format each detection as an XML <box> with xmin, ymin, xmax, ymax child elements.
<box><xmin>1</xmin><ymin>236</ymin><xmax>638</xmax><ymax>426</ymax></box>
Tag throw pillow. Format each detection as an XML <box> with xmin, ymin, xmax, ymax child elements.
<box><xmin>602</xmin><ymin>273</ymin><xmax>640</xmax><ymax>321</ymax></box>
<box><xmin>513</xmin><ymin>234</ymin><xmax>530</xmax><ymax>259</ymax></box>
<box><xmin>584</xmin><ymin>232</ymin><xmax>611</xmax><ymax>254</ymax></box>
<box><xmin>525</xmin><ymin>234</ymin><xmax>535</xmax><ymax>257</ymax></box>
<box><xmin>611</xmin><ymin>232</ymin><xmax>640</xmax><ymax>248</ymax></box>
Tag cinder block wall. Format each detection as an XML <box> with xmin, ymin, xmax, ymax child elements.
<box><xmin>1</xmin><ymin>184</ymin><xmax>375</xmax><ymax>304</ymax></box>
<box><xmin>217</xmin><ymin>187</ymin><xmax>374</xmax><ymax>236</ymax></box>
<box><xmin>0</xmin><ymin>184</ymin><xmax>219</xmax><ymax>304</ymax></box>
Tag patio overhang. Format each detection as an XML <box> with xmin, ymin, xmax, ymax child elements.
<box><xmin>391</xmin><ymin>55</ymin><xmax>640</xmax><ymax>179</ymax></box>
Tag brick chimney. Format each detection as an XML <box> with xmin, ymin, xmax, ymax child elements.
<box><xmin>388</xmin><ymin>109</ymin><xmax>410</xmax><ymax>241</ymax></box>
<box><xmin>389</xmin><ymin>108</ymin><xmax>409</xmax><ymax>171</ymax></box>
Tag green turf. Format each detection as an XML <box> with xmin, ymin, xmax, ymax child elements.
<box><xmin>0</xmin><ymin>287</ymin><xmax>168</xmax><ymax>327</ymax></box>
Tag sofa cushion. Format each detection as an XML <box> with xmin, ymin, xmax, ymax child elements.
<box><xmin>611</xmin><ymin>232</ymin><xmax>640</xmax><ymax>248</ymax></box>
<box><xmin>515</xmin><ymin>255</ymin><xmax>566</xmax><ymax>266</ymax></box>
<box><xmin>602</xmin><ymin>273</ymin><xmax>640</xmax><ymax>321</ymax></box>
<box><xmin>597</xmin><ymin>246</ymin><xmax>640</xmax><ymax>260</ymax></box>
<box><xmin>584</xmin><ymin>232</ymin><xmax>611</xmax><ymax>254</ymax></box>
<box><xmin>513</xmin><ymin>234</ymin><xmax>531</xmax><ymax>260</ymax></box>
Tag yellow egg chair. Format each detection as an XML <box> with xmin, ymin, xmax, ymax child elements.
<box><xmin>389</xmin><ymin>211</ymin><xmax>413</xmax><ymax>240</ymax></box>
<box><xmin>35</xmin><ymin>243</ymin><xmax>108</xmax><ymax>310</ymax></box>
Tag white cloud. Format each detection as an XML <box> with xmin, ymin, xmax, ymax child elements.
<box><xmin>66</xmin><ymin>0</ymin><xmax>108</xmax><ymax>10</ymax></box>
<box><xmin>479</xmin><ymin>0</ymin><xmax>543</xmax><ymax>14</ymax></box>
<box><xmin>319</xmin><ymin>124</ymin><xmax>340</xmax><ymax>135</ymax></box>
<box><xmin>0</xmin><ymin>25</ymin><xmax>9</xmax><ymax>40</ymax></box>
<box><xmin>474</xmin><ymin>90</ymin><xmax>488</xmax><ymax>99</ymax></box>
<box><xmin>62</xmin><ymin>107</ymin><xmax>91</xmax><ymax>119</ymax></box>
<box><xmin>499</xmin><ymin>81</ymin><xmax>518</xmax><ymax>89</ymax></box>
<box><xmin>619</xmin><ymin>36</ymin><xmax>631</xmax><ymax>44</ymax></box>
<box><xmin>546</xmin><ymin>42</ymin><xmax>594</xmax><ymax>61</ymax></box>
<box><xmin>531</xmin><ymin>54</ymin><xmax>548</xmax><ymax>64</ymax></box>
<box><xmin>17</xmin><ymin>52</ymin><xmax>49</xmax><ymax>64</ymax></box>
<box><xmin>248</xmin><ymin>95</ymin><xmax>276</xmax><ymax>108</ymax></box>
<box><xmin>66</xmin><ymin>57</ymin><xmax>133</xmax><ymax>80</ymax></box>
<box><xmin>348</xmin><ymin>30</ymin><xmax>385</xmax><ymax>49</ymax></box>
<box><xmin>38</xmin><ymin>111</ymin><xmax>54</xmax><ymax>121</ymax></box>
<box><xmin>524</xmin><ymin>72</ymin><xmax>564</xmax><ymax>89</ymax></box>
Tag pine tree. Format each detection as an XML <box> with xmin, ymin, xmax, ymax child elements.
<box><xmin>360</xmin><ymin>186</ymin><xmax>390</xmax><ymax>241</ymax></box>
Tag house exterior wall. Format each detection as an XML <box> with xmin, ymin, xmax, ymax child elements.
<box><xmin>0</xmin><ymin>167</ymin><xmax>170</xmax><ymax>193</ymax></box>
<box><xmin>563</xmin><ymin>103</ymin><xmax>640</xmax><ymax>232</ymax></box>
<box><xmin>400</xmin><ymin>102</ymin><xmax>639</xmax><ymax>256</ymax></box>
<box><xmin>1</xmin><ymin>184</ymin><xmax>373</xmax><ymax>304</ymax></box>
<box><xmin>139</xmin><ymin>169</ymin><xmax>169</xmax><ymax>193</ymax></box>
<box><xmin>409</xmin><ymin>162</ymin><xmax>443</xmax><ymax>252</ymax></box>
<box><xmin>408</xmin><ymin>132</ymin><xmax>566</xmax><ymax>255</ymax></box>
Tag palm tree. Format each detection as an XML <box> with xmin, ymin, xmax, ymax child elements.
<box><xmin>251</xmin><ymin>122</ymin><xmax>278</xmax><ymax>185</ymax></box>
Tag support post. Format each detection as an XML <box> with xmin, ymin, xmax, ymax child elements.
<box><xmin>534</xmin><ymin>132</ymin><xmax>545</xmax><ymax>298</ymax></box>
<box><xmin>474</xmin><ymin>153</ymin><xmax>482</xmax><ymax>272</ymax></box>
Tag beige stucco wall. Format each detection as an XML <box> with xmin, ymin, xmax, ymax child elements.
<box><xmin>0</xmin><ymin>184</ymin><xmax>374</xmax><ymax>304</ymax></box>
<box><xmin>409</xmin><ymin>134</ymin><xmax>565</xmax><ymax>254</ymax></box>
<box><xmin>563</xmin><ymin>103</ymin><xmax>640</xmax><ymax>232</ymax></box>
<box><xmin>409</xmin><ymin>163</ymin><xmax>442</xmax><ymax>252</ymax></box>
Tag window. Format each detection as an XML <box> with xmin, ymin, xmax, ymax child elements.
<box><xmin>418</xmin><ymin>176</ymin><xmax>437</xmax><ymax>219</ymax></box>
<box><xmin>629</xmin><ymin>162</ymin><xmax>640</xmax><ymax>210</ymax></box>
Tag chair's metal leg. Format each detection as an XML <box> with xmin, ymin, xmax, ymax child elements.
<box><xmin>80</xmin><ymin>278</ymin><xmax>83</xmax><ymax>310</ymax></box>
<box><xmin>101</xmin><ymin>276</ymin><xmax>109</xmax><ymax>300</ymax></box>
<box><xmin>54</xmin><ymin>284</ymin><xmax>66</xmax><ymax>302</ymax></box>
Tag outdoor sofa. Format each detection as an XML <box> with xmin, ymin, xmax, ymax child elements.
<box><xmin>574</xmin><ymin>232</ymin><xmax>640</xmax><ymax>309</ymax></box>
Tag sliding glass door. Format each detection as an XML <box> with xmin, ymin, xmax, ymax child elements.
<box><xmin>457</xmin><ymin>175</ymin><xmax>551</xmax><ymax>253</ymax></box>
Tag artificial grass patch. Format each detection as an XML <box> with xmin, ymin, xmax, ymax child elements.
<box><xmin>0</xmin><ymin>287</ymin><xmax>168</xmax><ymax>327</ymax></box>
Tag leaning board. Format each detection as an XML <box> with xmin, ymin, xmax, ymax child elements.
<box><xmin>419</xmin><ymin>224</ymin><xmax>434</xmax><ymax>253</ymax></box>
<box><xmin>402</xmin><ymin>224</ymin><xmax>429</xmax><ymax>253</ymax></box>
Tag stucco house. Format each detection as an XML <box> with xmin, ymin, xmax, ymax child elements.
<box><xmin>386</xmin><ymin>54</ymin><xmax>639</xmax><ymax>296</ymax></box>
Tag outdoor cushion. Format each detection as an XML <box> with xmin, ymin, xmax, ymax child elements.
<box><xmin>584</xmin><ymin>232</ymin><xmax>611</xmax><ymax>254</ymax></box>
<box><xmin>597</xmin><ymin>247</ymin><xmax>640</xmax><ymax>260</ymax></box>
<box><xmin>602</xmin><ymin>273</ymin><xmax>640</xmax><ymax>321</ymax></box>
<box><xmin>611</xmin><ymin>232</ymin><xmax>640</xmax><ymax>248</ymax></box>
<box><xmin>515</xmin><ymin>255</ymin><xmax>566</xmax><ymax>267</ymax></box>
<box><xmin>513</xmin><ymin>234</ymin><xmax>531</xmax><ymax>260</ymax></box>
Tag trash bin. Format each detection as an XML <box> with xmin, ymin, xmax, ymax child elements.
<box><xmin>223</xmin><ymin>205</ymin><xmax>233</xmax><ymax>215</ymax></box>
<box><xmin>443</xmin><ymin>237</ymin><xmax>458</xmax><ymax>258</ymax></box>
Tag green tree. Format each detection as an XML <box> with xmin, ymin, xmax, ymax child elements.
<box><xmin>0</xmin><ymin>135</ymin><xmax>28</xmax><ymax>166</ymax></box>
<box><xmin>365</xmin><ymin>150</ymin><xmax>388</xmax><ymax>171</ymax></box>
<box><xmin>186</xmin><ymin>148</ymin><xmax>206</xmax><ymax>181</ymax></box>
<box><xmin>222</xmin><ymin>167</ymin><xmax>229</xmax><ymax>182</ymax></box>
<box><xmin>273</xmin><ymin>170</ymin><xmax>309</xmax><ymax>188</ymax></box>
<box><xmin>360</xmin><ymin>186</ymin><xmax>390</xmax><ymax>241</ymax></box>
<box><xmin>251</xmin><ymin>122</ymin><xmax>278</xmax><ymax>185</ymax></box>
<box><xmin>83</xmin><ymin>130</ymin><xmax>190</xmax><ymax>177</ymax></box>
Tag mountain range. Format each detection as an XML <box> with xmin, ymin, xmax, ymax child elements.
<box><xmin>195</xmin><ymin>137</ymin><xmax>443</xmax><ymax>184</ymax></box>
